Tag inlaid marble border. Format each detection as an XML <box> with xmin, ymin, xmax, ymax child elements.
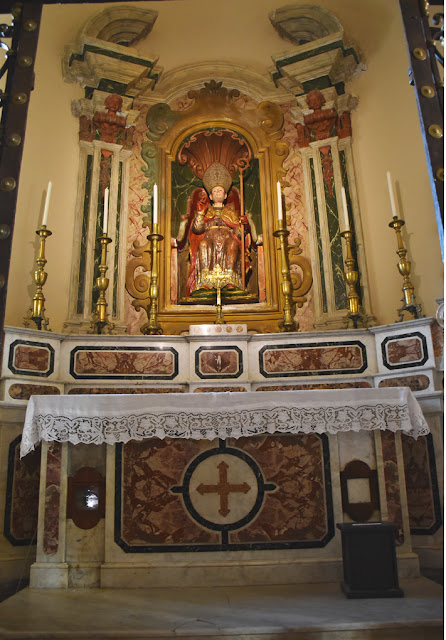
<box><xmin>69</xmin><ymin>346</ymin><xmax>179</xmax><ymax>380</ymax></box>
<box><xmin>258</xmin><ymin>341</ymin><xmax>367</xmax><ymax>378</ymax></box>
<box><xmin>195</xmin><ymin>346</ymin><xmax>243</xmax><ymax>379</ymax></box>
<box><xmin>402</xmin><ymin>433</ymin><xmax>442</xmax><ymax>536</ymax></box>
<box><xmin>114</xmin><ymin>434</ymin><xmax>334</xmax><ymax>553</ymax></box>
<box><xmin>4</xmin><ymin>436</ymin><xmax>40</xmax><ymax>546</ymax></box>
<box><xmin>381</xmin><ymin>332</ymin><xmax>428</xmax><ymax>371</ymax></box>
<box><xmin>8</xmin><ymin>339</ymin><xmax>55</xmax><ymax>377</ymax></box>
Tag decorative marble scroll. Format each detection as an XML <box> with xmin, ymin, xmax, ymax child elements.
<box><xmin>21</xmin><ymin>388</ymin><xmax>429</xmax><ymax>458</ymax></box>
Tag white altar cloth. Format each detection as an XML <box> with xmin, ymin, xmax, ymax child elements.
<box><xmin>20</xmin><ymin>388</ymin><xmax>429</xmax><ymax>457</ymax></box>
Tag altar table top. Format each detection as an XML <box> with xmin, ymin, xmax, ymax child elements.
<box><xmin>21</xmin><ymin>388</ymin><xmax>429</xmax><ymax>457</ymax></box>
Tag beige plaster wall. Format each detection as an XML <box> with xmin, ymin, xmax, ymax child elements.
<box><xmin>5</xmin><ymin>0</ymin><xmax>443</xmax><ymax>333</ymax></box>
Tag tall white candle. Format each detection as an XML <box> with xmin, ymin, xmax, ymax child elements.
<box><xmin>276</xmin><ymin>181</ymin><xmax>283</xmax><ymax>220</ymax></box>
<box><xmin>341</xmin><ymin>187</ymin><xmax>350</xmax><ymax>231</ymax></box>
<box><xmin>41</xmin><ymin>180</ymin><xmax>52</xmax><ymax>226</ymax></box>
<box><xmin>103</xmin><ymin>187</ymin><xmax>109</xmax><ymax>234</ymax></box>
<box><xmin>153</xmin><ymin>184</ymin><xmax>158</xmax><ymax>225</ymax></box>
<box><xmin>386</xmin><ymin>171</ymin><xmax>398</xmax><ymax>218</ymax></box>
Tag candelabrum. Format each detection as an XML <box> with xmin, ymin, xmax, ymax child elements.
<box><xmin>23</xmin><ymin>226</ymin><xmax>52</xmax><ymax>331</ymax></box>
<box><xmin>340</xmin><ymin>229</ymin><xmax>361</xmax><ymax>329</ymax></box>
<box><xmin>143</xmin><ymin>222</ymin><xmax>163</xmax><ymax>335</ymax></box>
<box><xmin>273</xmin><ymin>219</ymin><xmax>298</xmax><ymax>332</ymax></box>
<box><xmin>389</xmin><ymin>216</ymin><xmax>423</xmax><ymax>321</ymax></box>
<box><xmin>89</xmin><ymin>233</ymin><xmax>115</xmax><ymax>335</ymax></box>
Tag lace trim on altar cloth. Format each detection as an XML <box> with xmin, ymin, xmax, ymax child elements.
<box><xmin>21</xmin><ymin>401</ymin><xmax>429</xmax><ymax>457</ymax></box>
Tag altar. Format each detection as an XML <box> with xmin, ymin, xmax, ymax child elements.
<box><xmin>19</xmin><ymin>385</ymin><xmax>430</xmax><ymax>590</ymax></box>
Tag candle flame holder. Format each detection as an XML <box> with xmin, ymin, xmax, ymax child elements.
<box><xmin>89</xmin><ymin>233</ymin><xmax>115</xmax><ymax>335</ymax></box>
<box><xmin>273</xmin><ymin>219</ymin><xmax>298</xmax><ymax>332</ymax></box>
<box><xmin>389</xmin><ymin>217</ymin><xmax>423</xmax><ymax>321</ymax></box>
<box><xmin>341</xmin><ymin>229</ymin><xmax>361</xmax><ymax>329</ymax></box>
<box><xmin>23</xmin><ymin>225</ymin><xmax>52</xmax><ymax>331</ymax></box>
<box><xmin>142</xmin><ymin>223</ymin><xmax>163</xmax><ymax>335</ymax></box>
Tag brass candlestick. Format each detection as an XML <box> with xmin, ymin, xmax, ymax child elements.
<box><xmin>341</xmin><ymin>229</ymin><xmax>361</xmax><ymax>329</ymax></box>
<box><xmin>388</xmin><ymin>216</ymin><xmax>423</xmax><ymax>321</ymax></box>
<box><xmin>273</xmin><ymin>219</ymin><xmax>298</xmax><ymax>332</ymax></box>
<box><xmin>90</xmin><ymin>233</ymin><xmax>114</xmax><ymax>335</ymax></box>
<box><xmin>210</xmin><ymin>264</ymin><xmax>228</xmax><ymax>325</ymax></box>
<box><xmin>23</xmin><ymin>225</ymin><xmax>52</xmax><ymax>331</ymax></box>
<box><xmin>143</xmin><ymin>223</ymin><xmax>163</xmax><ymax>335</ymax></box>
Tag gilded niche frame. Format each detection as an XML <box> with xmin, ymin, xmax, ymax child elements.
<box><xmin>131</xmin><ymin>86</ymin><xmax>291</xmax><ymax>335</ymax></box>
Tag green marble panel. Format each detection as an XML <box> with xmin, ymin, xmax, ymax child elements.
<box><xmin>340</xmin><ymin>150</ymin><xmax>362</xmax><ymax>304</ymax></box>
<box><xmin>77</xmin><ymin>154</ymin><xmax>93</xmax><ymax>315</ymax></box>
<box><xmin>113</xmin><ymin>162</ymin><xmax>123</xmax><ymax>317</ymax></box>
<box><xmin>322</xmin><ymin>148</ymin><xmax>347</xmax><ymax>311</ymax></box>
<box><xmin>310</xmin><ymin>159</ymin><xmax>327</xmax><ymax>313</ymax></box>
<box><xmin>171</xmin><ymin>162</ymin><xmax>203</xmax><ymax>237</ymax></box>
<box><xmin>91</xmin><ymin>186</ymin><xmax>103</xmax><ymax>312</ymax></box>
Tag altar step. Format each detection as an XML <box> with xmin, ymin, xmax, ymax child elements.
<box><xmin>0</xmin><ymin>578</ymin><xmax>442</xmax><ymax>640</ymax></box>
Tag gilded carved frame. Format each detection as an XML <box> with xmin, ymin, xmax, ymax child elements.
<box><xmin>128</xmin><ymin>87</ymin><xmax>294</xmax><ymax>334</ymax></box>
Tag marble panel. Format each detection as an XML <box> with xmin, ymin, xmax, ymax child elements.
<box><xmin>380</xmin><ymin>432</ymin><xmax>404</xmax><ymax>546</ymax></box>
<box><xmin>430</xmin><ymin>319</ymin><xmax>444</xmax><ymax>359</ymax></box>
<box><xmin>228</xmin><ymin>434</ymin><xmax>331</xmax><ymax>545</ymax></box>
<box><xmin>192</xmin><ymin>386</ymin><xmax>248</xmax><ymax>393</ymax></box>
<box><xmin>401</xmin><ymin>434</ymin><xmax>442</xmax><ymax>535</ymax></box>
<box><xmin>4</xmin><ymin>436</ymin><xmax>40</xmax><ymax>545</ymax></box>
<box><xmin>115</xmin><ymin>434</ymin><xmax>333</xmax><ymax>553</ymax></box>
<box><xmin>118</xmin><ymin>439</ymin><xmax>221</xmax><ymax>549</ymax></box>
<box><xmin>338</xmin><ymin>431</ymin><xmax>376</xmax><ymax>470</ymax></box>
<box><xmin>43</xmin><ymin>442</ymin><xmax>62</xmax><ymax>556</ymax></box>
<box><xmin>382</xmin><ymin>334</ymin><xmax>427</xmax><ymax>368</ymax></box>
<box><xmin>66</xmin><ymin>386</ymin><xmax>185</xmax><ymax>394</ymax></box>
<box><xmin>255</xmin><ymin>381</ymin><xmax>371</xmax><ymax>391</ymax></box>
<box><xmin>69</xmin><ymin>346</ymin><xmax>178</xmax><ymax>380</ymax></box>
<box><xmin>371</xmin><ymin>319</ymin><xmax>435</xmax><ymax>374</ymax></box>
<box><xmin>7</xmin><ymin>383</ymin><xmax>61</xmax><ymax>401</ymax></box>
<box><xmin>195</xmin><ymin>346</ymin><xmax>243</xmax><ymax>379</ymax></box>
<box><xmin>259</xmin><ymin>341</ymin><xmax>367</xmax><ymax>378</ymax></box>
<box><xmin>2</xmin><ymin>328</ymin><xmax>62</xmax><ymax>380</ymax></box>
<box><xmin>378</xmin><ymin>374</ymin><xmax>430</xmax><ymax>392</ymax></box>
<box><xmin>8</xmin><ymin>340</ymin><xmax>55</xmax><ymax>377</ymax></box>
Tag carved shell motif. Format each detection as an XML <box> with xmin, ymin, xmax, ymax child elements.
<box><xmin>177</xmin><ymin>128</ymin><xmax>252</xmax><ymax>180</ymax></box>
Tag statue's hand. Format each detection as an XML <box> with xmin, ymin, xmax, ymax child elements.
<box><xmin>240</xmin><ymin>214</ymin><xmax>249</xmax><ymax>226</ymax></box>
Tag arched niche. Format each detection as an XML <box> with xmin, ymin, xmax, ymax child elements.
<box><xmin>127</xmin><ymin>83</ymin><xmax>306</xmax><ymax>335</ymax></box>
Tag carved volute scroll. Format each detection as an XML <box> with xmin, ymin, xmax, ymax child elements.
<box><xmin>126</xmin><ymin>81</ymin><xmax>300</xmax><ymax>335</ymax></box>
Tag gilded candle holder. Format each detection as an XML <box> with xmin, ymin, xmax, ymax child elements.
<box><xmin>23</xmin><ymin>225</ymin><xmax>52</xmax><ymax>331</ymax></box>
<box><xmin>388</xmin><ymin>216</ymin><xmax>423</xmax><ymax>321</ymax></box>
<box><xmin>273</xmin><ymin>219</ymin><xmax>298</xmax><ymax>332</ymax></box>
<box><xmin>90</xmin><ymin>233</ymin><xmax>115</xmax><ymax>335</ymax></box>
<box><xmin>143</xmin><ymin>222</ymin><xmax>163</xmax><ymax>335</ymax></box>
<box><xmin>340</xmin><ymin>229</ymin><xmax>361</xmax><ymax>329</ymax></box>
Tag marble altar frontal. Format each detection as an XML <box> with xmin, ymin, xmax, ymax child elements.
<box><xmin>0</xmin><ymin>318</ymin><xmax>442</xmax><ymax>590</ymax></box>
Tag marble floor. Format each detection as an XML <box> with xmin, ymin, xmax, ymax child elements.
<box><xmin>0</xmin><ymin>577</ymin><xmax>443</xmax><ymax>640</ymax></box>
